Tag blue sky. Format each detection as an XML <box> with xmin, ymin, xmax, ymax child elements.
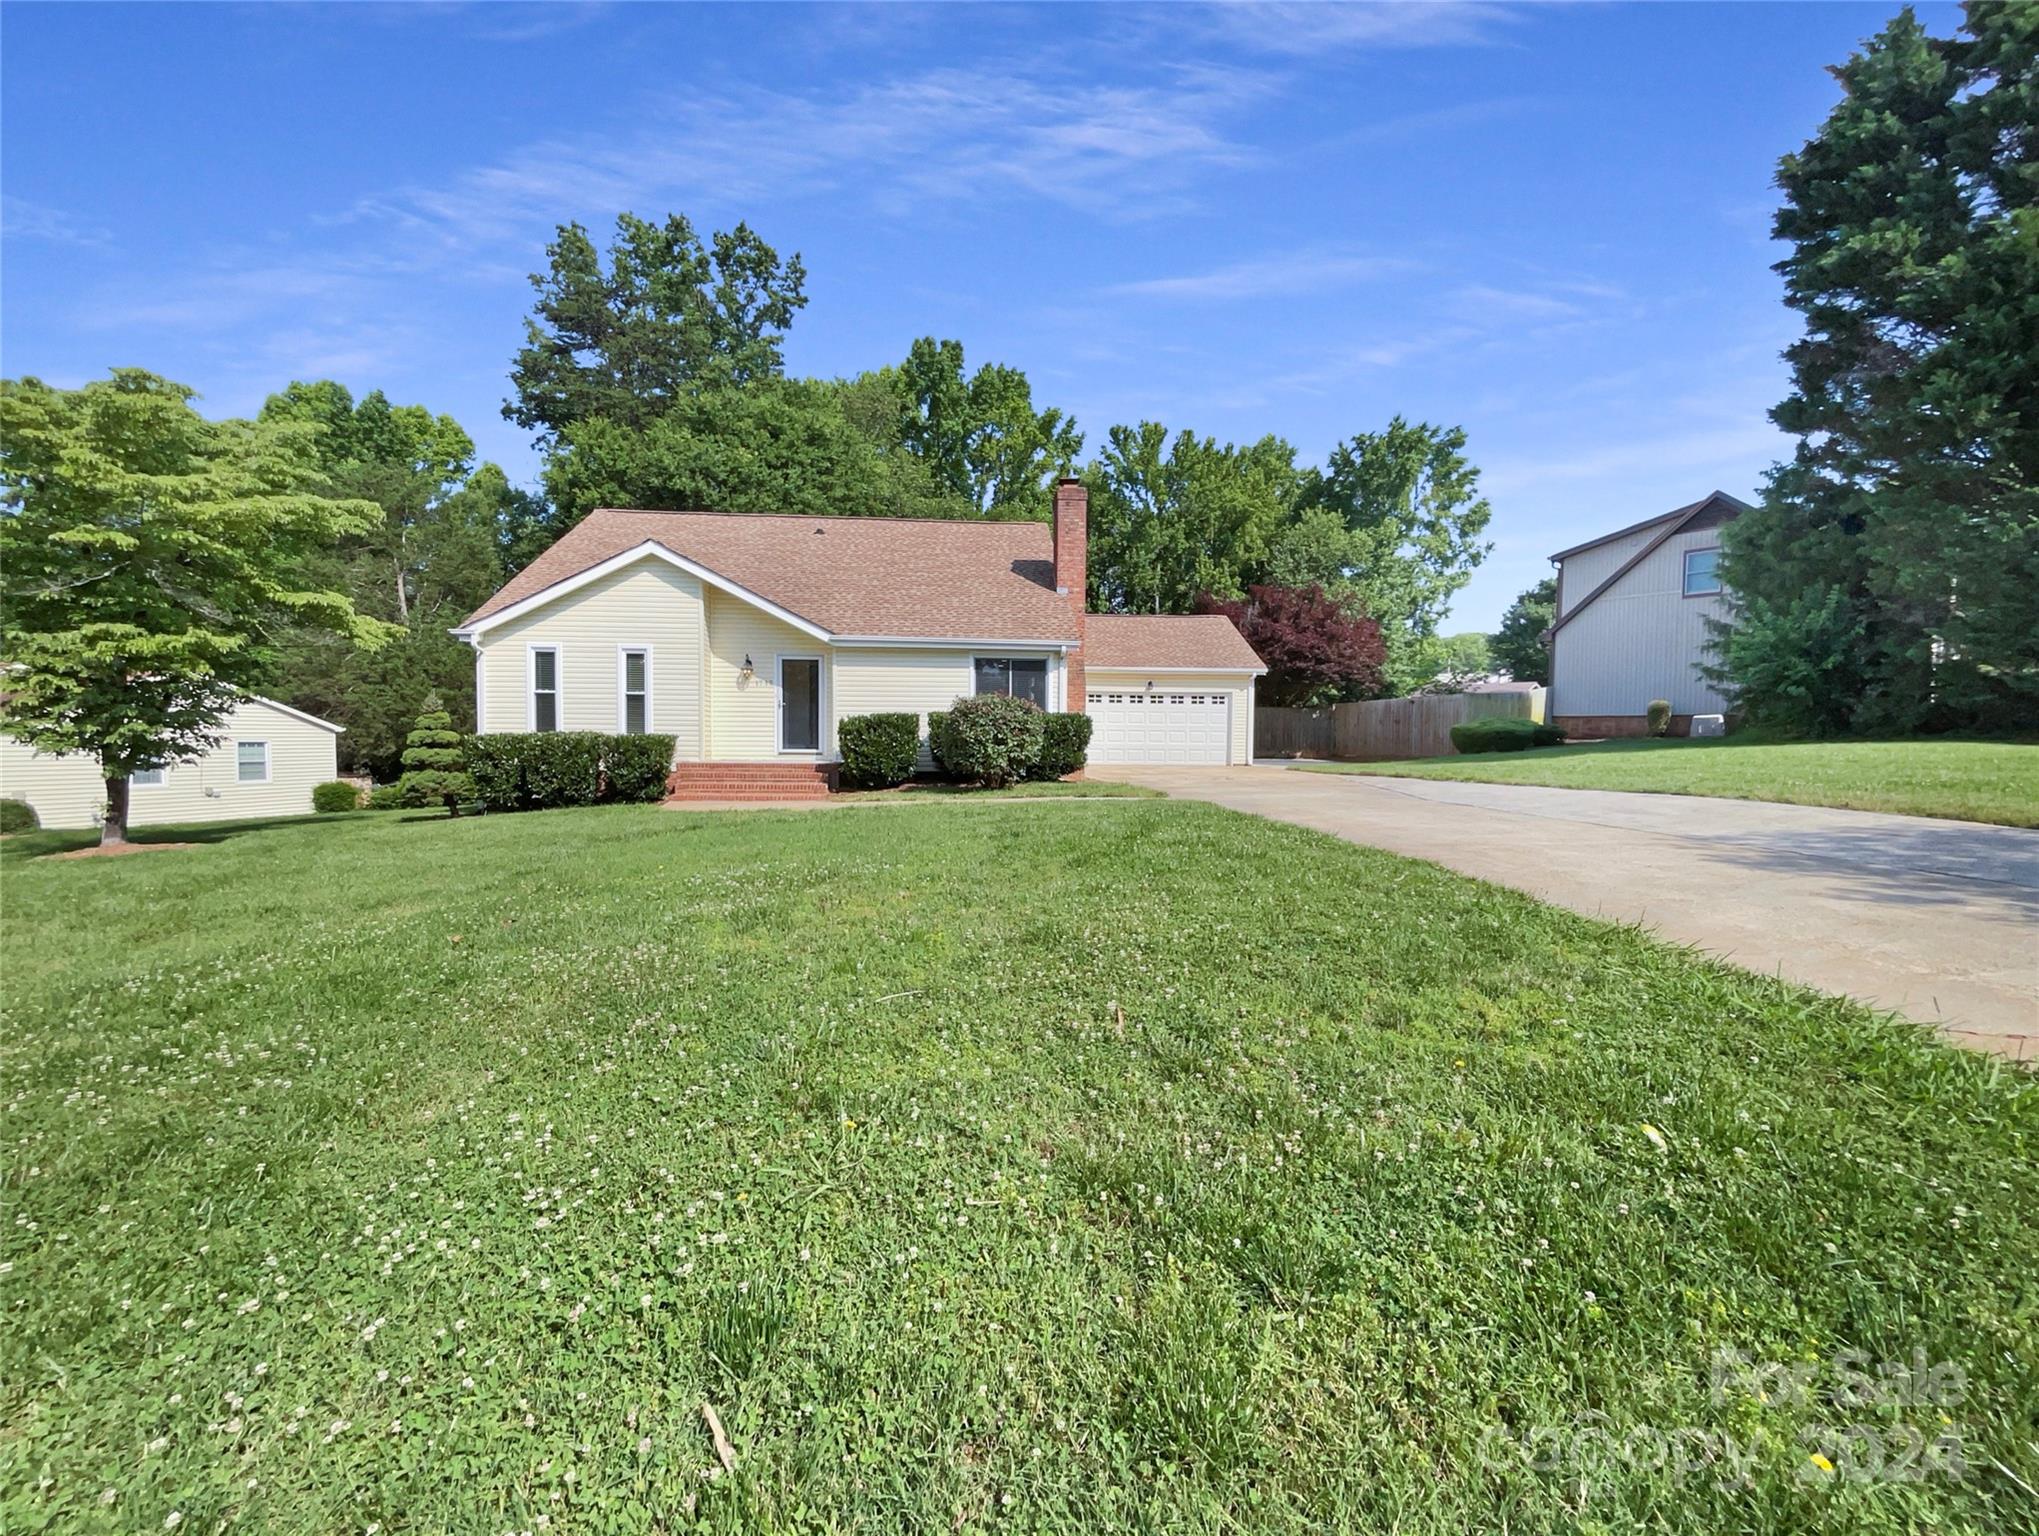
<box><xmin>2</xmin><ymin>1</ymin><xmax>1938</xmax><ymax>630</ymax></box>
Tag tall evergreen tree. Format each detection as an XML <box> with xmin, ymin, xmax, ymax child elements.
<box><xmin>1720</xmin><ymin>2</ymin><xmax>2038</xmax><ymax>732</ymax></box>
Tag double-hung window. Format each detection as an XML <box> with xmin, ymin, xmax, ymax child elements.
<box><xmin>131</xmin><ymin>767</ymin><xmax>166</xmax><ymax>788</ymax></box>
<box><xmin>973</xmin><ymin>657</ymin><xmax>1049</xmax><ymax>709</ymax></box>
<box><xmin>1682</xmin><ymin>548</ymin><xmax>1723</xmax><ymax>597</ymax></box>
<box><xmin>531</xmin><ymin>646</ymin><xmax>560</xmax><ymax>732</ymax></box>
<box><xmin>236</xmin><ymin>741</ymin><xmax>269</xmax><ymax>783</ymax></box>
<box><xmin>619</xmin><ymin>647</ymin><xmax>650</xmax><ymax>734</ymax></box>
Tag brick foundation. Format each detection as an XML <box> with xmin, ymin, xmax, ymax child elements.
<box><xmin>1553</xmin><ymin>714</ymin><xmax>1695</xmax><ymax>739</ymax></box>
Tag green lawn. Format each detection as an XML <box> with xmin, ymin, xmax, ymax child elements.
<box><xmin>3</xmin><ymin>805</ymin><xmax>2034</xmax><ymax>1533</ymax></box>
<box><xmin>1295</xmin><ymin>735</ymin><xmax>2039</xmax><ymax>826</ymax></box>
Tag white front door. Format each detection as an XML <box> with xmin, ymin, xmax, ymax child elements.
<box><xmin>1086</xmin><ymin>689</ymin><xmax>1231</xmax><ymax>765</ymax></box>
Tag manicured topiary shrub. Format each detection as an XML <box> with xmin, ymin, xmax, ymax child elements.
<box><xmin>312</xmin><ymin>780</ymin><xmax>361</xmax><ymax>814</ymax></box>
<box><xmin>395</xmin><ymin>697</ymin><xmax>473</xmax><ymax>812</ymax></box>
<box><xmin>939</xmin><ymin>693</ymin><xmax>1046</xmax><ymax>788</ymax></box>
<box><xmin>839</xmin><ymin>712</ymin><xmax>920</xmax><ymax>789</ymax></box>
<box><xmin>926</xmin><ymin>711</ymin><xmax>954</xmax><ymax>776</ymax></box>
<box><xmin>604</xmin><ymin>734</ymin><xmax>678</xmax><ymax>802</ymax></box>
<box><xmin>1646</xmin><ymin>699</ymin><xmax>1673</xmax><ymax>737</ymax></box>
<box><xmin>1450</xmin><ymin>716</ymin><xmax>1563</xmax><ymax>755</ymax></box>
<box><xmin>1033</xmin><ymin>712</ymin><xmax>1094</xmax><ymax>780</ymax></box>
<box><xmin>0</xmin><ymin>798</ymin><xmax>39</xmax><ymax>834</ymax></box>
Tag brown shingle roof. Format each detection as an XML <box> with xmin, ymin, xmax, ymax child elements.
<box><xmin>1084</xmin><ymin>614</ymin><xmax>1264</xmax><ymax>671</ymax></box>
<box><xmin>459</xmin><ymin>509</ymin><xmax>1081</xmax><ymax>642</ymax></box>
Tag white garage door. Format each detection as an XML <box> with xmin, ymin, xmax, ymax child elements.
<box><xmin>1087</xmin><ymin>689</ymin><xmax>1232</xmax><ymax>765</ymax></box>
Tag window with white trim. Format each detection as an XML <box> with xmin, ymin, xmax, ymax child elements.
<box><xmin>236</xmin><ymin>741</ymin><xmax>269</xmax><ymax>783</ymax></box>
<box><xmin>1682</xmin><ymin>547</ymin><xmax>1723</xmax><ymax>596</ymax></box>
<box><xmin>974</xmin><ymin>657</ymin><xmax>1048</xmax><ymax>709</ymax></box>
<box><xmin>131</xmin><ymin>767</ymin><xmax>166</xmax><ymax>788</ymax></box>
<box><xmin>531</xmin><ymin>647</ymin><xmax>560</xmax><ymax>732</ymax></box>
<box><xmin>620</xmin><ymin>647</ymin><xmax>649</xmax><ymax>734</ymax></box>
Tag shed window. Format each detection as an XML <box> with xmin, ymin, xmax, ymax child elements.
<box><xmin>236</xmin><ymin>741</ymin><xmax>269</xmax><ymax>783</ymax></box>
<box><xmin>131</xmin><ymin>767</ymin><xmax>166</xmax><ymax>788</ymax></box>
<box><xmin>1682</xmin><ymin>548</ymin><xmax>1723</xmax><ymax>596</ymax></box>
<box><xmin>974</xmin><ymin>657</ymin><xmax>1049</xmax><ymax>709</ymax></box>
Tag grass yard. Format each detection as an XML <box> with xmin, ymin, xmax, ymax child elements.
<box><xmin>3</xmin><ymin>804</ymin><xmax>2034</xmax><ymax>1534</ymax></box>
<box><xmin>1296</xmin><ymin>735</ymin><xmax>2039</xmax><ymax>827</ymax></box>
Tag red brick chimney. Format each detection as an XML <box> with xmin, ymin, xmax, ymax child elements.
<box><xmin>1053</xmin><ymin>477</ymin><xmax>1088</xmax><ymax>713</ymax></box>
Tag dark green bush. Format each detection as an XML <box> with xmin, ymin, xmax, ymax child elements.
<box><xmin>839</xmin><ymin>712</ymin><xmax>920</xmax><ymax>789</ymax></box>
<box><xmin>939</xmin><ymin>693</ymin><xmax>1046</xmax><ymax>788</ymax></box>
<box><xmin>926</xmin><ymin>711</ymin><xmax>954</xmax><ymax>775</ymax></box>
<box><xmin>366</xmin><ymin>784</ymin><xmax>403</xmax><ymax>811</ymax></box>
<box><xmin>1033</xmin><ymin>712</ymin><xmax>1094</xmax><ymax>780</ymax></box>
<box><xmin>603</xmin><ymin>734</ymin><xmax>678</xmax><ymax>802</ymax></box>
<box><xmin>311</xmin><ymin>780</ymin><xmax>361</xmax><ymax>814</ymax></box>
<box><xmin>1450</xmin><ymin>716</ymin><xmax>1564</xmax><ymax>755</ymax></box>
<box><xmin>0</xmin><ymin>798</ymin><xmax>39</xmax><ymax>834</ymax></box>
<box><xmin>464</xmin><ymin>735</ymin><xmax>526</xmax><ymax>811</ymax></box>
<box><xmin>461</xmin><ymin>732</ymin><xmax>675</xmax><ymax>811</ymax></box>
<box><xmin>1646</xmin><ymin>699</ymin><xmax>1673</xmax><ymax>737</ymax></box>
<box><xmin>395</xmin><ymin>702</ymin><xmax>473</xmax><ymax>813</ymax></box>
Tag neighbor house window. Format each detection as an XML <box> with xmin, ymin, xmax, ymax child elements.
<box><xmin>619</xmin><ymin>647</ymin><xmax>650</xmax><ymax>734</ymax></box>
<box><xmin>1682</xmin><ymin>548</ymin><xmax>1723</xmax><ymax>596</ymax></box>
<box><xmin>131</xmin><ymin>767</ymin><xmax>166</xmax><ymax>788</ymax></box>
<box><xmin>531</xmin><ymin>646</ymin><xmax>559</xmax><ymax>732</ymax></box>
<box><xmin>236</xmin><ymin>741</ymin><xmax>269</xmax><ymax>783</ymax></box>
<box><xmin>974</xmin><ymin>657</ymin><xmax>1049</xmax><ymax>709</ymax></box>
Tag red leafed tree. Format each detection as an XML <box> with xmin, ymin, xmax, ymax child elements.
<box><xmin>1196</xmin><ymin>584</ymin><xmax>1386</xmax><ymax>706</ymax></box>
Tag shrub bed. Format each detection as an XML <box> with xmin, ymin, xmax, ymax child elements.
<box><xmin>311</xmin><ymin>781</ymin><xmax>361</xmax><ymax>814</ymax></box>
<box><xmin>839</xmin><ymin>712</ymin><xmax>920</xmax><ymax>789</ymax></box>
<box><xmin>462</xmin><ymin>733</ymin><xmax>677</xmax><ymax>811</ymax></box>
<box><xmin>1450</xmin><ymin>716</ymin><xmax>1566</xmax><ymax>755</ymax></box>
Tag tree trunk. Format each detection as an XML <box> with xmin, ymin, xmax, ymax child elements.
<box><xmin>101</xmin><ymin>773</ymin><xmax>130</xmax><ymax>847</ymax></box>
<box><xmin>393</xmin><ymin>557</ymin><xmax>410</xmax><ymax>625</ymax></box>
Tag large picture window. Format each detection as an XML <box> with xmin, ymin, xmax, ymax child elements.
<box><xmin>974</xmin><ymin>657</ymin><xmax>1049</xmax><ymax>709</ymax></box>
<box><xmin>531</xmin><ymin>646</ymin><xmax>560</xmax><ymax>732</ymax></box>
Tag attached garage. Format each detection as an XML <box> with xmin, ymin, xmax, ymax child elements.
<box><xmin>1087</xmin><ymin>688</ymin><xmax>1233</xmax><ymax>765</ymax></box>
<box><xmin>1081</xmin><ymin>615</ymin><xmax>1264</xmax><ymax>767</ymax></box>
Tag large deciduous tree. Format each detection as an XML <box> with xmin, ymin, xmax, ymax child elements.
<box><xmin>1298</xmin><ymin>417</ymin><xmax>1493</xmax><ymax>693</ymax></box>
<box><xmin>1489</xmin><ymin>576</ymin><xmax>1556</xmax><ymax>685</ymax></box>
<box><xmin>507</xmin><ymin>213</ymin><xmax>807</xmax><ymax>446</ymax></box>
<box><xmin>1194</xmin><ymin>584</ymin><xmax>1386</xmax><ymax>707</ymax></box>
<box><xmin>0</xmin><ymin>370</ymin><xmax>392</xmax><ymax>844</ymax></box>
<box><xmin>1087</xmin><ymin>424</ymin><xmax>1302</xmax><ymax>614</ymax></box>
<box><xmin>891</xmin><ymin>338</ymin><xmax>1083</xmax><ymax>519</ymax></box>
<box><xmin>1719</xmin><ymin>2</ymin><xmax>2039</xmax><ymax>733</ymax></box>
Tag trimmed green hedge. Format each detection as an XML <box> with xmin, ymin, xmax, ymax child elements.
<box><xmin>1034</xmin><ymin>712</ymin><xmax>1093</xmax><ymax>780</ymax></box>
<box><xmin>463</xmin><ymin>733</ymin><xmax>677</xmax><ymax>811</ymax></box>
<box><xmin>0</xmin><ymin>798</ymin><xmax>39</xmax><ymax>834</ymax></box>
<box><xmin>926</xmin><ymin>711</ymin><xmax>954</xmax><ymax>776</ymax></box>
<box><xmin>839</xmin><ymin>712</ymin><xmax>920</xmax><ymax>789</ymax></box>
<box><xmin>1646</xmin><ymin>699</ymin><xmax>1673</xmax><ymax>737</ymax></box>
<box><xmin>312</xmin><ymin>781</ymin><xmax>361</xmax><ymax>814</ymax></box>
<box><xmin>1450</xmin><ymin>716</ymin><xmax>1567</xmax><ymax>755</ymax></box>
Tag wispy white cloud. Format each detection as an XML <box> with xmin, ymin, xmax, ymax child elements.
<box><xmin>1483</xmin><ymin>421</ymin><xmax>1785</xmax><ymax>498</ymax></box>
<box><xmin>1110</xmin><ymin>249</ymin><xmax>1411</xmax><ymax>301</ymax></box>
<box><xmin>2</xmin><ymin>196</ymin><xmax>111</xmax><ymax>248</ymax></box>
<box><xmin>1180</xmin><ymin>1</ymin><xmax>1524</xmax><ymax>56</ymax></box>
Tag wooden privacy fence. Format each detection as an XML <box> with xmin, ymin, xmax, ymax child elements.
<box><xmin>1255</xmin><ymin>688</ymin><xmax>1546</xmax><ymax>761</ymax></box>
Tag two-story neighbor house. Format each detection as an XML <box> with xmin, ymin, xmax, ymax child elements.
<box><xmin>452</xmin><ymin>481</ymin><xmax>1266</xmax><ymax>795</ymax></box>
<box><xmin>1546</xmin><ymin>490</ymin><xmax>1750</xmax><ymax>737</ymax></box>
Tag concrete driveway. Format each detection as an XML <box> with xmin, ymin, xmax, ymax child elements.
<box><xmin>1110</xmin><ymin>765</ymin><xmax>2039</xmax><ymax>1059</ymax></box>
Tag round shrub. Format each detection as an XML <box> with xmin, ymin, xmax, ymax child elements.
<box><xmin>0</xmin><ymin>797</ymin><xmax>40</xmax><ymax>834</ymax></box>
<box><xmin>839</xmin><ymin>712</ymin><xmax>920</xmax><ymax>789</ymax></box>
<box><xmin>312</xmin><ymin>780</ymin><xmax>362</xmax><ymax>814</ymax></box>
<box><xmin>1033</xmin><ymin>712</ymin><xmax>1094</xmax><ymax>780</ymax></box>
<box><xmin>366</xmin><ymin>783</ymin><xmax>403</xmax><ymax>811</ymax></box>
<box><xmin>939</xmin><ymin>693</ymin><xmax>1045</xmax><ymax>788</ymax></box>
<box><xmin>1450</xmin><ymin>716</ymin><xmax>1551</xmax><ymax>754</ymax></box>
<box><xmin>604</xmin><ymin>734</ymin><xmax>678</xmax><ymax>802</ymax></box>
<box><xmin>1646</xmin><ymin>699</ymin><xmax>1673</xmax><ymax>737</ymax></box>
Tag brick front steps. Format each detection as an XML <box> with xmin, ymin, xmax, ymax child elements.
<box><xmin>664</xmin><ymin>762</ymin><xmax>837</xmax><ymax>802</ymax></box>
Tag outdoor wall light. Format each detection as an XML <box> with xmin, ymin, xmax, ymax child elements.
<box><xmin>741</xmin><ymin>654</ymin><xmax>755</xmax><ymax>681</ymax></box>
